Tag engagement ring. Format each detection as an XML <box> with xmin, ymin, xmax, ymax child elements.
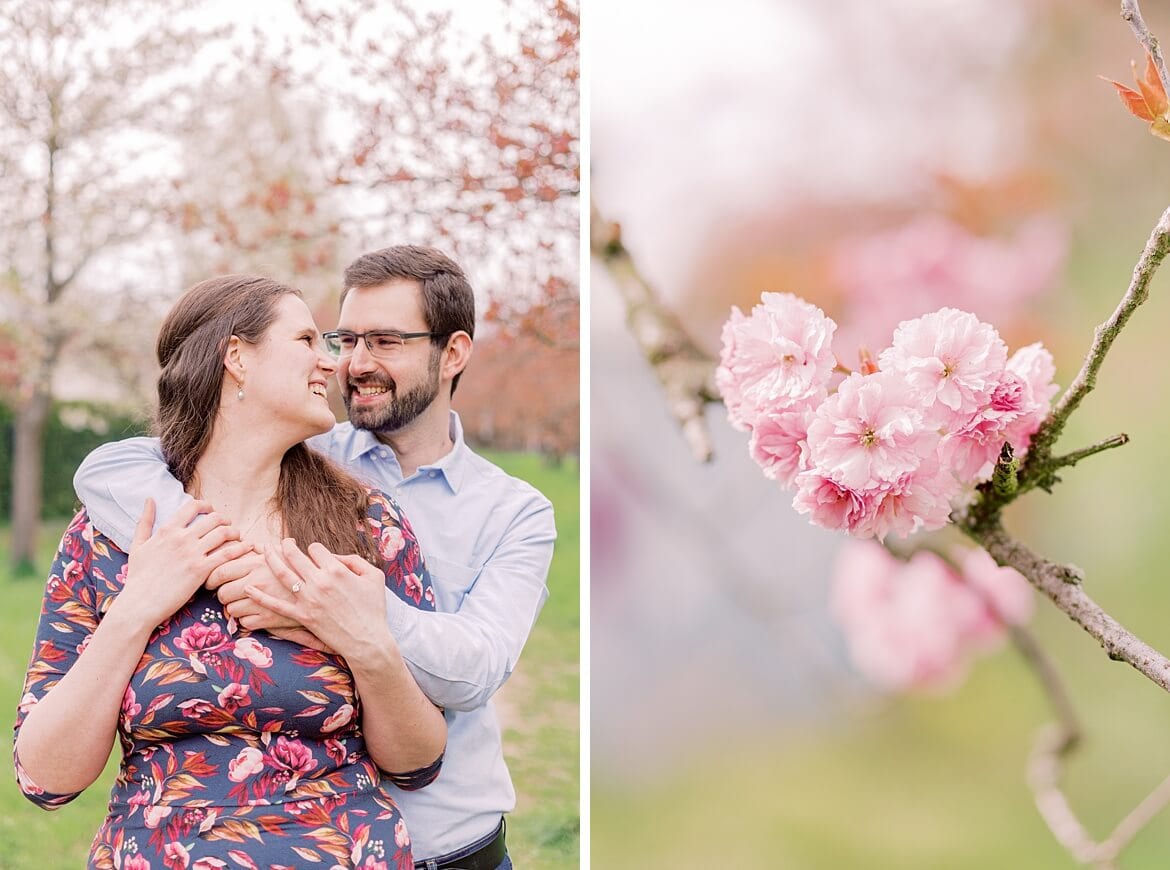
<box><xmin>290</xmin><ymin>582</ymin><xmax>302</xmax><ymax>593</ymax></box>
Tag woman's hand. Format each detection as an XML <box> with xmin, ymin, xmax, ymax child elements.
<box><xmin>110</xmin><ymin>498</ymin><xmax>253</xmax><ymax>631</ymax></box>
<box><xmin>245</xmin><ymin>539</ymin><xmax>392</xmax><ymax>661</ymax></box>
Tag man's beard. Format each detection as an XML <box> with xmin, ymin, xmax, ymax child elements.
<box><xmin>343</xmin><ymin>361</ymin><xmax>441</xmax><ymax>434</ymax></box>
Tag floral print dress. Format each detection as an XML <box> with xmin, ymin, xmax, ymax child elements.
<box><xmin>14</xmin><ymin>490</ymin><xmax>438</xmax><ymax>870</ymax></box>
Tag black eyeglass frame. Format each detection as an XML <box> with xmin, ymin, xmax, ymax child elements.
<box><xmin>321</xmin><ymin>329</ymin><xmax>448</xmax><ymax>358</ymax></box>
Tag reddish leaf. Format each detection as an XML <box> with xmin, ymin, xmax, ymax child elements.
<box><xmin>1137</xmin><ymin>54</ymin><xmax>1169</xmax><ymax>117</ymax></box>
<box><xmin>1102</xmin><ymin>77</ymin><xmax>1154</xmax><ymax>121</ymax></box>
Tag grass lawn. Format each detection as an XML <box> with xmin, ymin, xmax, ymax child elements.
<box><xmin>0</xmin><ymin>451</ymin><xmax>580</xmax><ymax>868</ymax></box>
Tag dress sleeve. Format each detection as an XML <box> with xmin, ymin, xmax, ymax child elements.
<box><xmin>363</xmin><ymin>490</ymin><xmax>442</xmax><ymax>788</ymax></box>
<box><xmin>383</xmin><ymin>752</ymin><xmax>444</xmax><ymax>791</ymax></box>
<box><xmin>365</xmin><ymin>489</ymin><xmax>437</xmax><ymax>613</ymax></box>
<box><xmin>12</xmin><ymin>509</ymin><xmax>117</xmax><ymax>809</ymax></box>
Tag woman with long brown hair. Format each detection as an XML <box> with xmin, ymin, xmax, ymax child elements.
<box><xmin>13</xmin><ymin>275</ymin><xmax>445</xmax><ymax>868</ymax></box>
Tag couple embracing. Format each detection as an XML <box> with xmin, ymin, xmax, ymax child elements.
<box><xmin>14</xmin><ymin>245</ymin><xmax>555</xmax><ymax>870</ymax></box>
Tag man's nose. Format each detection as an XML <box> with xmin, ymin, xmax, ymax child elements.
<box><xmin>346</xmin><ymin>337</ymin><xmax>378</xmax><ymax>374</ymax></box>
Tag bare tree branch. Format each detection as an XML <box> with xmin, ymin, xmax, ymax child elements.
<box><xmin>591</xmin><ymin>202</ymin><xmax>719</xmax><ymax>462</ymax></box>
<box><xmin>1020</xmin><ymin>206</ymin><xmax>1170</xmax><ymax>485</ymax></box>
<box><xmin>1122</xmin><ymin>0</ymin><xmax>1170</xmax><ymax>98</ymax></box>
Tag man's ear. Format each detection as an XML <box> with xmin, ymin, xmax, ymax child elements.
<box><xmin>442</xmin><ymin>331</ymin><xmax>473</xmax><ymax>382</ymax></box>
<box><xmin>223</xmin><ymin>335</ymin><xmax>247</xmax><ymax>386</ymax></box>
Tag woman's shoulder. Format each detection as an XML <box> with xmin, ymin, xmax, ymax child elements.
<box><xmin>48</xmin><ymin>508</ymin><xmax>128</xmax><ymax>602</ymax></box>
<box><xmin>55</xmin><ymin>507</ymin><xmax>128</xmax><ymax>559</ymax></box>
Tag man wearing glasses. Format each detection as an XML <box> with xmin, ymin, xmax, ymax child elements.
<box><xmin>73</xmin><ymin>245</ymin><xmax>557</xmax><ymax>870</ymax></box>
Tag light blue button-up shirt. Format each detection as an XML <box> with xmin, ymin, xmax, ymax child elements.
<box><xmin>73</xmin><ymin>412</ymin><xmax>556</xmax><ymax>860</ymax></box>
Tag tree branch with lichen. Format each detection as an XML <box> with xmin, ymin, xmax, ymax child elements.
<box><xmin>590</xmin><ymin>202</ymin><xmax>720</xmax><ymax>462</ymax></box>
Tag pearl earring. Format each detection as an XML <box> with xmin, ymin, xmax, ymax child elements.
<box><xmin>237</xmin><ymin>380</ymin><xmax>245</xmax><ymax>401</ymax></box>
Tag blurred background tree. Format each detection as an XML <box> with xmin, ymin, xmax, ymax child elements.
<box><xmin>0</xmin><ymin>0</ymin><xmax>579</xmax><ymax>574</ymax></box>
<box><xmin>0</xmin><ymin>0</ymin><xmax>227</xmax><ymax>572</ymax></box>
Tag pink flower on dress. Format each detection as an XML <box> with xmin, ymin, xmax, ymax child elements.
<box><xmin>325</xmin><ymin>738</ymin><xmax>348</xmax><ymax>766</ymax></box>
<box><xmin>880</xmin><ymin>308</ymin><xmax>1007</xmax><ymax>420</ymax></box>
<box><xmin>380</xmin><ymin>525</ymin><xmax>406</xmax><ymax>560</ymax></box>
<box><xmin>174</xmin><ymin>623</ymin><xmax>233</xmax><ymax>675</ymax></box>
<box><xmin>217</xmin><ymin>683</ymin><xmax>251</xmax><ymax>714</ymax></box>
<box><xmin>144</xmin><ymin>803</ymin><xmax>173</xmax><ymax>830</ymax></box>
<box><xmin>266</xmin><ymin>739</ymin><xmax>318</xmax><ymax>776</ymax></box>
<box><xmin>190</xmin><ymin>859</ymin><xmax>228</xmax><ymax>870</ymax></box>
<box><xmin>321</xmin><ymin>704</ymin><xmax>355</xmax><ymax>734</ymax></box>
<box><xmin>18</xmin><ymin>692</ymin><xmax>37</xmax><ymax>715</ymax></box>
<box><xmin>395</xmin><ymin>817</ymin><xmax>411</xmax><ymax>848</ymax></box>
<box><xmin>227</xmin><ymin>747</ymin><xmax>264</xmax><ymax>783</ymax></box>
<box><xmin>748</xmin><ymin>407</ymin><xmax>813</xmax><ymax>488</ymax></box>
<box><xmin>162</xmin><ymin>841</ymin><xmax>189</xmax><ymax>869</ymax></box>
<box><xmin>123</xmin><ymin>855</ymin><xmax>152</xmax><ymax>870</ymax></box>
<box><xmin>233</xmin><ymin>637</ymin><xmax>273</xmax><ymax>668</ymax></box>
<box><xmin>177</xmin><ymin>699</ymin><xmax>217</xmax><ymax>719</ymax></box>
<box><xmin>806</xmin><ymin>372</ymin><xmax>936</xmax><ymax>490</ymax></box>
<box><xmin>63</xmin><ymin>560</ymin><xmax>85</xmax><ymax>586</ymax></box>
<box><xmin>173</xmin><ymin>623</ymin><xmax>232</xmax><ymax>655</ymax></box>
<box><xmin>717</xmin><ymin>292</ymin><xmax>838</xmax><ymax>431</ymax></box>
<box><xmin>121</xmin><ymin>686</ymin><xmax>143</xmax><ymax>721</ymax></box>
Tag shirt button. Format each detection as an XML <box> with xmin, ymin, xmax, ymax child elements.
<box><xmin>429</xmin><ymin>471</ymin><xmax>437</xmax><ymax>478</ymax></box>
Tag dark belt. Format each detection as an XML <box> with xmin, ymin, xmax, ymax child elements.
<box><xmin>415</xmin><ymin>818</ymin><xmax>507</xmax><ymax>870</ymax></box>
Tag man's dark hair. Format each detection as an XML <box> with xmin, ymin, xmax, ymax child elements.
<box><xmin>342</xmin><ymin>245</ymin><xmax>475</xmax><ymax>395</ymax></box>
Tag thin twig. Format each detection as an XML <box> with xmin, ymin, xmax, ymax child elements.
<box><xmin>1097</xmin><ymin>771</ymin><xmax>1170</xmax><ymax>862</ymax></box>
<box><xmin>1028</xmin><ymin>724</ymin><xmax>1104</xmax><ymax>867</ymax></box>
<box><xmin>590</xmin><ymin>202</ymin><xmax>720</xmax><ymax>461</ymax></box>
<box><xmin>1021</xmin><ymin>206</ymin><xmax>1170</xmax><ymax>481</ymax></box>
<box><xmin>1008</xmin><ymin>625</ymin><xmax>1103</xmax><ymax>866</ymax></box>
<box><xmin>1122</xmin><ymin>0</ymin><xmax>1170</xmax><ymax>99</ymax></box>
<box><xmin>1049</xmin><ymin>433</ymin><xmax>1130</xmax><ymax>472</ymax></box>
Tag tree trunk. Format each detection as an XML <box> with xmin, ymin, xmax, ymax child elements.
<box><xmin>10</xmin><ymin>390</ymin><xmax>50</xmax><ymax>574</ymax></box>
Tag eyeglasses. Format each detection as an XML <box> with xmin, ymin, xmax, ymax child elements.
<box><xmin>321</xmin><ymin>329</ymin><xmax>443</xmax><ymax>358</ymax></box>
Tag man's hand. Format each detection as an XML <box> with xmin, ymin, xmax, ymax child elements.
<box><xmin>206</xmin><ymin>549</ymin><xmax>303</xmax><ymax>632</ymax></box>
<box><xmin>245</xmin><ymin>539</ymin><xmax>392</xmax><ymax>660</ymax></box>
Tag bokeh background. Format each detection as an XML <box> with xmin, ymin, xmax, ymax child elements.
<box><xmin>0</xmin><ymin>1</ymin><xmax>579</xmax><ymax>866</ymax></box>
<box><xmin>591</xmin><ymin>0</ymin><xmax>1170</xmax><ymax>866</ymax></box>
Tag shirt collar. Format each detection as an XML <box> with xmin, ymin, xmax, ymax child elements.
<box><xmin>345</xmin><ymin>410</ymin><xmax>467</xmax><ymax>493</ymax></box>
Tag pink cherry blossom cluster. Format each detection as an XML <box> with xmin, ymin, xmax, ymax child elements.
<box><xmin>717</xmin><ymin>293</ymin><xmax>1058</xmax><ymax>539</ymax></box>
<box><xmin>830</xmin><ymin>539</ymin><xmax>1034</xmax><ymax>692</ymax></box>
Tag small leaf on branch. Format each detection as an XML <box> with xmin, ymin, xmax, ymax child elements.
<box><xmin>1101</xmin><ymin>53</ymin><xmax>1170</xmax><ymax>141</ymax></box>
